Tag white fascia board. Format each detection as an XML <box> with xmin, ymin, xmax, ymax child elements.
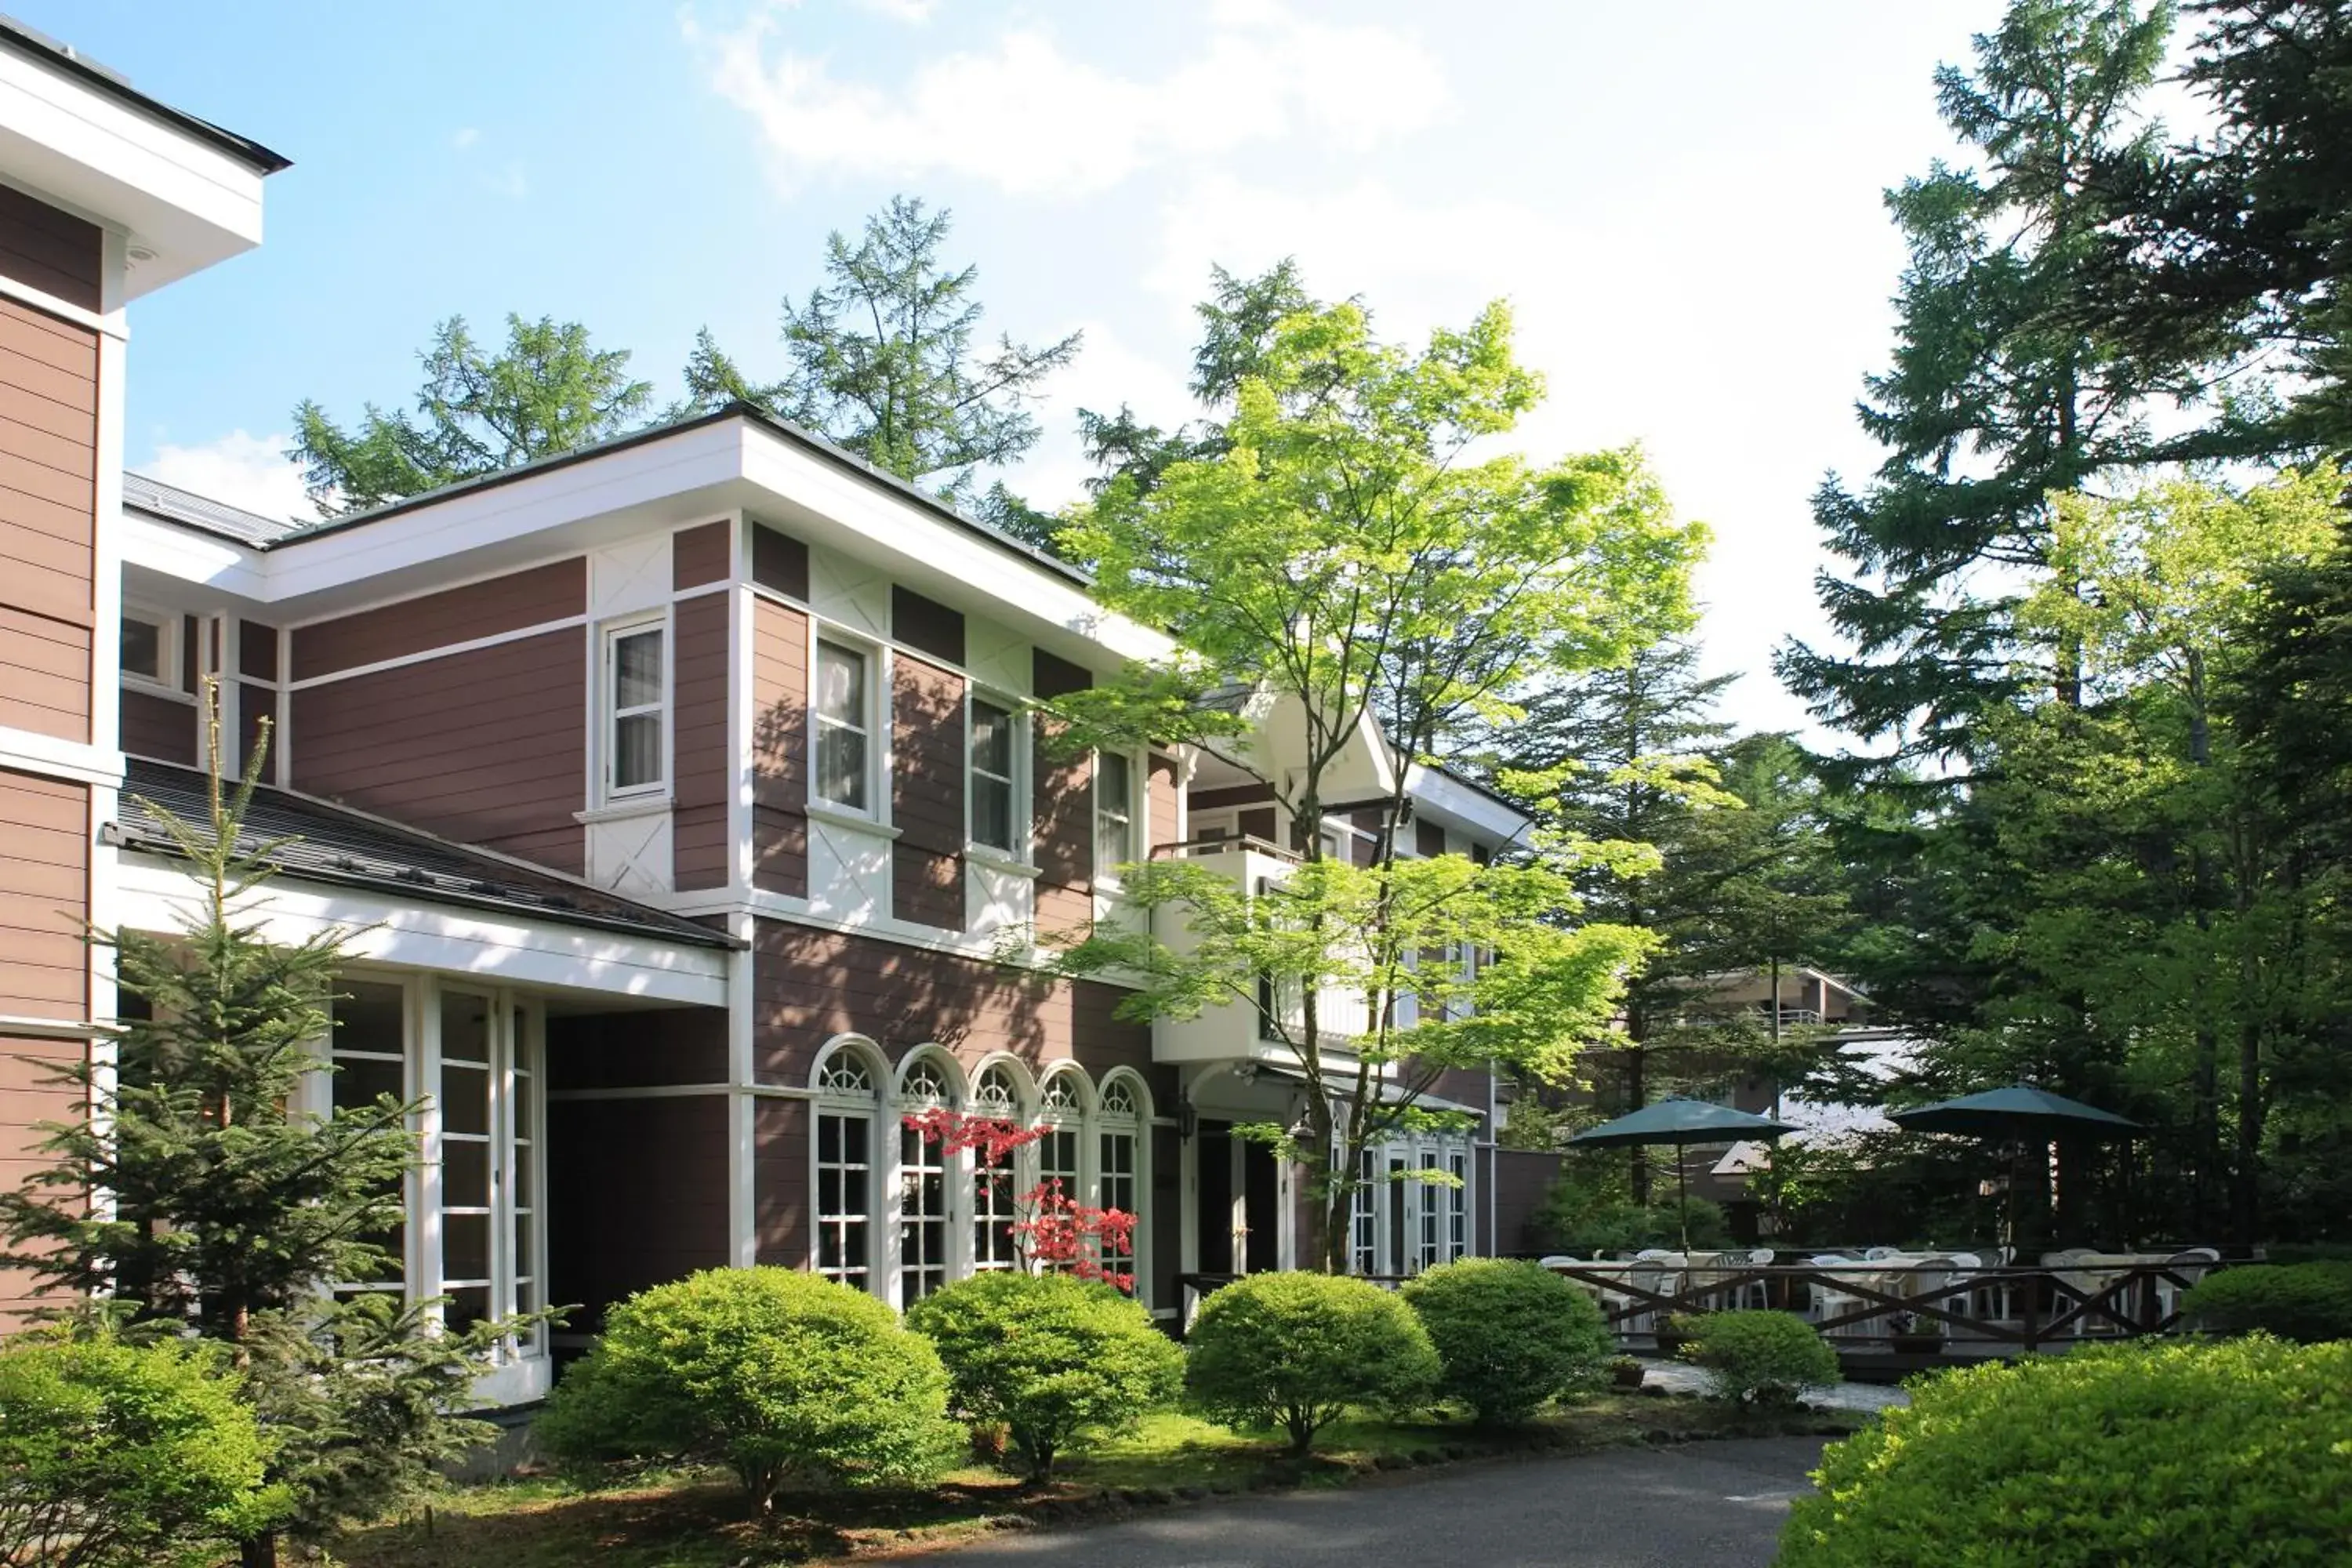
<box><xmin>738</xmin><ymin>423</ymin><xmax>1172</xmax><ymax>668</ymax></box>
<box><xmin>1405</xmin><ymin>762</ymin><xmax>1533</xmax><ymax>846</ymax></box>
<box><xmin>114</xmin><ymin>855</ymin><xmax>731</xmax><ymax>1008</ymax></box>
<box><xmin>120</xmin><ymin>510</ymin><xmax>270</xmax><ymax>601</ymax></box>
<box><xmin>0</xmin><ymin>49</ymin><xmax>266</xmax><ymax>297</ymax></box>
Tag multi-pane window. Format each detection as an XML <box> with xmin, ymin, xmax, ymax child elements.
<box><xmin>1351</xmin><ymin>1146</ymin><xmax>1378</xmax><ymax>1276</ymax></box>
<box><xmin>815</xmin><ymin>640</ymin><xmax>872</xmax><ymax>811</ymax></box>
<box><xmin>816</xmin><ymin>1051</ymin><xmax>877</xmax><ymax>1288</ymax></box>
<box><xmin>970</xmin><ymin>696</ymin><xmax>1018</xmax><ymax>855</ymax></box>
<box><xmin>900</xmin><ymin>1120</ymin><xmax>949</xmax><ymax>1301</ymax></box>
<box><xmin>971</xmin><ymin>1065</ymin><xmax>1022</xmax><ymax>1273</ymax></box>
<box><xmin>1039</xmin><ymin>1115</ymin><xmax>1082</xmax><ymax>1275</ymax></box>
<box><xmin>605</xmin><ymin>624</ymin><xmax>666</xmax><ymax>795</ymax></box>
<box><xmin>510</xmin><ymin>1003</ymin><xmax>541</xmax><ymax>1353</ymax></box>
<box><xmin>1417</xmin><ymin>1146</ymin><xmax>1443</xmax><ymax>1272</ymax></box>
<box><xmin>439</xmin><ymin>993</ymin><xmax>495</xmax><ymax>1334</ymax></box>
<box><xmin>330</xmin><ymin>980</ymin><xmax>408</xmax><ymax>1298</ymax></box>
<box><xmin>1094</xmin><ymin>751</ymin><xmax>1134</xmax><ymax>875</ymax></box>
<box><xmin>1447</xmin><ymin>1149</ymin><xmax>1469</xmax><ymax>1262</ymax></box>
<box><xmin>1098</xmin><ymin>1076</ymin><xmax>1140</xmax><ymax>1287</ymax></box>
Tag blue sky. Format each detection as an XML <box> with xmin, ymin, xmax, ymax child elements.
<box><xmin>26</xmin><ymin>0</ymin><xmax>2016</xmax><ymax>739</ymax></box>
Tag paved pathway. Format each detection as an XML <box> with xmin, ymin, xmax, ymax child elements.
<box><xmin>909</xmin><ymin>1436</ymin><xmax>1831</xmax><ymax>1567</ymax></box>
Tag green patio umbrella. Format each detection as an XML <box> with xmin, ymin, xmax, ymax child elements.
<box><xmin>1888</xmin><ymin>1085</ymin><xmax>2140</xmax><ymax>1247</ymax></box>
<box><xmin>1568</xmin><ymin>1097</ymin><xmax>1796</xmax><ymax>1249</ymax></box>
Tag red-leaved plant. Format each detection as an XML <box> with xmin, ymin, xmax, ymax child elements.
<box><xmin>904</xmin><ymin>1109</ymin><xmax>1139</xmax><ymax>1293</ymax></box>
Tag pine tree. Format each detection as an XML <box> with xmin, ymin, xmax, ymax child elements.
<box><xmin>1777</xmin><ymin>0</ymin><xmax>2193</xmax><ymax>763</ymax></box>
<box><xmin>0</xmin><ymin>690</ymin><xmax>522</xmax><ymax>1565</ymax></box>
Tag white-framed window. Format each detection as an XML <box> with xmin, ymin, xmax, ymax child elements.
<box><xmin>1417</xmin><ymin>1144</ymin><xmax>1443</xmax><ymax>1272</ymax></box>
<box><xmin>971</xmin><ymin>1064</ymin><xmax>1023</xmax><ymax>1274</ymax></box>
<box><xmin>900</xmin><ymin>1120</ymin><xmax>950</xmax><ymax>1302</ymax></box>
<box><xmin>815</xmin><ymin>1051</ymin><xmax>878</xmax><ymax>1290</ymax></box>
<box><xmin>327</xmin><ymin>978</ymin><xmax>408</xmax><ymax>1300</ymax></box>
<box><xmin>602</xmin><ymin>620</ymin><xmax>667</xmax><ymax>798</ymax></box>
<box><xmin>815</xmin><ymin>638</ymin><xmax>875</xmax><ymax>813</ymax></box>
<box><xmin>967</xmin><ymin>693</ymin><xmax>1022</xmax><ymax>857</ymax></box>
<box><xmin>1095</xmin><ymin>750</ymin><xmax>1136</xmax><ymax>877</ymax></box>
<box><xmin>119</xmin><ymin>607</ymin><xmax>179</xmax><ymax>691</ymax></box>
<box><xmin>1097</xmin><ymin>1074</ymin><xmax>1142</xmax><ymax>1287</ymax></box>
<box><xmin>1351</xmin><ymin>1146</ymin><xmax>1378</xmax><ymax>1276</ymax></box>
<box><xmin>1447</xmin><ymin>1148</ymin><xmax>1469</xmax><ymax>1261</ymax></box>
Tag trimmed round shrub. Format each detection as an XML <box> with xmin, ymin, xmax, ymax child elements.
<box><xmin>906</xmin><ymin>1271</ymin><xmax>1184</xmax><ymax>1477</ymax></box>
<box><xmin>1402</xmin><ymin>1258</ymin><xmax>1610</xmax><ymax>1425</ymax></box>
<box><xmin>1682</xmin><ymin>1309</ymin><xmax>1838</xmax><ymax>1406</ymax></box>
<box><xmin>1183</xmin><ymin>1272</ymin><xmax>1440</xmax><ymax>1454</ymax></box>
<box><xmin>1780</xmin><ymin>1338</ymin><xmax>2352</xmax><ymax>1566</ymax></box>
<box><xmin>0</xmin><ymin>1332</ymin><xmax>285</xmax><ymax>1568</ymax></box>
<box><xmin>536</xmin><ymin>1267</ymin><xmax>956</xmax><ymax>1505</ymax></box>
<box><xmin>2179</xmin><ymin>1261</ymin><xmax>2352</xmax><ymax>1345</ymax></box>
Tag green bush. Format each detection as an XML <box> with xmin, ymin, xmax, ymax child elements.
<box><xmin>1531</xmin><ymin>1181</ymin><xmax>1729</xmax><ymax>1255</ymax></box>
<box><xmin>2179</xmin><ymin>1261</ymin><xmax>2352</xmax><ymax>1344</ymax></box>
<box><xmin>536</xmin><ymin>1267</ymin><xmax>956</xmax><ymax>1505</ymax></box>
<box><xmin>1402</xmin><ymin>1258</ymin><xmax>1610</xmax><ymax>1425</ymax></box>
<box><xmin>1682</xmin><ymin>1309</ymin><xmax>1838</xmax><ymax>1406</ymax></box>
<box><xmin>0</xmin><ymin>1332</ymin><xmax>285</xmax><ymax>1568</ymax></box>
<box><xmin>1780</xmin><ymin>1338</ymin><xmax>2352</xmax><ymax>1566</ymax></box>
<box><xmin>906</xmin><ymin>1272</ymin><xmax>1183</xmax><ymax>1477</ymax></box>
<box><xmin>1183</xmin><ymin>1272</ymin><xmax>1440</xmax><ymax>1454</ymax></box>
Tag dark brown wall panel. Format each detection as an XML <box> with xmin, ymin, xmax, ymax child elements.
<box><xmin>1033</xmin><ymin>648</ymin><xmax>1090</xmax><ymax>699</ymax></box>
<box><xmin>1492</xmin><ymin>1149</ymin><xmax>1563</xmax><ymax>1257</ymax></box>
<box><xmin>238</xmin><ymin>619</ymin><xmax>279</xmax><ymax>682</ymax></box>
<box><xmin>546</xmin><ymin>1006</ymin><xmax>728</xmax><ymax>1090</ymax></box>
<box><xmin>238</xmin><ymin>682</ymin><xmax>275</xmax><ymax>772</ymax></box>
<box><xmin>1416</xmin><ymin>819</ymin><xmax>1447</xmax><ymax>857</ymax></box>
<box><xmin>752</xmin><ymin>523</ymin><xmax>809</xmax><ymax>601</ymax></box>
<box><xmin>289</xmin><ymin>628</ymin><xmax>586</xmax><ymax>873</ymax></box>
<box><xmin>118</xmin><ymin>687</ymin><xmax>194</xmax><ymax>764</ymax></box>
<box><xmin>0</xmin><ymin>604</ymin><xmax>89</xmax><ymax>741</ymax></box>
<box><xmin>891</xmin><ymin>654</ymin><xmax>964</xmax><ymax>930</ymax></box>
<box><xmin>672</xmin><ymin>521</ymin><xmax>731</xmax><ymax>590</ymax></box>
<box><xmin>0</xmin><ymin>769</ymin><xmax>85</xmax><ymax>1018</ymax></box>
<box><xmin>755</xmin><ymin>1096</ymin><xmax>810</xmax><ymax>1268</ymax></box>
<box><xmin>751</xmin><ymin>598</ymin><xmax>807</xmax><ymax>898</ymax></box>
<box><xmin>0</xmin><ymin>185</ymin><xmax>100</xmax><ymax>313</ymax></box>
<box><xmin>546</xmin><ymin>1093</ymin><xmax>729</xmax><ymax>1332</ymax></box>
<box><xmin>290</xmin><ymin>558</ymin><xmax>584</xmax><ymax>681</ymax></box>
<box><xmin>891</xmin><ymin>586</ymin><xmax>964</xmax><ymax>666</ymax></box>
<box><xmin>672</xmin><ymin>592</ymin><xmax>731</xmax><ymax>892</ymax></box>
<box><xmin>1033</xmin><ymin>727</ymin><xmax>1090</xmax><ymax>893</ymax></box>
<box><xmin>1238</xmin><ymin>806</ymin><xmax>1277</xmax><ymax>843</ymax></box>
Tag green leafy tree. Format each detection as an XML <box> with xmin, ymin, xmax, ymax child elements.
<box><xmin>1051</xmin><ymin>279</ymin><xmax>1704</xmax><ymax>1270</ymax></box>
<box><xmin>1778</xmin><ymin>0</ymin><xmax>2192</xmax><ymax>760</ymax></box>
<box><xmin>0</xmin><ymin>694</ymin><xmax>522</xmax><ymax>1566</ymax></box>
<box><xmin>679</xmin><ymin>196</ymin><xmax>1080</xmax><ymax>538</ymax></box>
<box><xmin>292</xmin><ymin>314</ymin><xmax>652</xmax><ymax>514</ymax></box>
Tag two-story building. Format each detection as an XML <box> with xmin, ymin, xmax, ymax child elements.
<box><xmin>2</xmin><ymin>24</ymin><xmax>1529</xmax><ymax>1408</ymax></box>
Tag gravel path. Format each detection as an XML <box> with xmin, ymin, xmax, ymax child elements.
<box><xmin>907</xmin><ymin>1436</ymin><xmax>1833</xmax><ymax>1567</ymax></box>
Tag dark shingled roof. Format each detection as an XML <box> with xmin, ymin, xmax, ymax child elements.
<box><xmin>108</xmin><ymin>759</ymin><xmax>737</xmax><ymax>950</ymax></box>
<box><xmin>123</xmin><ymin>471</ymin><xmax>309</xmax><ymax>547</ymax></box>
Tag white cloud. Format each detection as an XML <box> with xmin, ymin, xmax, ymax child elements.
<box><xmin>138</xmin><ymin>430</ymin><xmax>320</xmax><ymax>526</ymax></box>
<box><xmin>689</xmin><ymin>0</ymin><xmax>1449</xmax><ymax>196</ymax></box>
<box><xmin>451</xmin><ymin>125</ymin><xmax>481</xmax><ymax>150</ymax></box>
<box><xmin>854</xmin><ymin>0</ymin><xmax>936</xmax><ymax>20</ymax></box>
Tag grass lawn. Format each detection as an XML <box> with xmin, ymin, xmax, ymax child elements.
<box><xmin>326</xmin><ymin>1393</ymin><xmax>1867</xmax><ymax>1568</ymax></box>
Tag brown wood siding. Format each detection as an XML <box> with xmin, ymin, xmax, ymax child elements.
<box><xmin>0</xmin><ymin>769</ymin><xmax>85</xmax><ymax>1018</ymax></box>
<box><xmin>1033</xmin><ymin>648</ymin><xmax>1090</xmax><ymax>699</ymax></box>
<box><xmin>118</xmin><ymin>687</ymin><xmax>194</xmax><ymax>764</ymax></box>
<box><xmin>1238</xmin><ymin>806</ymin><xmax>1277</xmax><ymax>843</ymax></box>
<box><xmin>546</xmin><ymin>1006</ymin><xmax>728</xmax><ymax>1090</ymax></box>
<box><xmin>671</xmin><ymin>592</ymin><xmax>731</xmax><ymax>891</ymax></box>
<box><xmin>891</xmin><ymin>586</ymin><xmax>964</xmax><ymax>666</ymax></box>
<box><xmin>752</xmin><ymin>524</ymin><xmax>808</xmax><ymax>601</ymax></box>
<box><xmin>1033</xmin><ymin>731</ymin><xmax>1090</xmax><ymax>886</ymax></box>
<box><xmin>289</xmin><ymin>628</ymin><xmax>586</xmax><ymax>873</ymax></box>
<box><xmin>0</xmin><ymin>296</ymin><xmax>96</xmax><ymax>744</ymax></box>
<box><xmin>290</xmin><ymin>558</ymin><xmax>585</xmax><ymax>681</ymax></box>
<box><xmin>1416</xmin><ymin>819</ymin><xmax>1447</xmax><ymax>858</ymax></box>
<box><xmin>1190</xmin><ymin>782</ymin><xmax>1276</xmax><ymax>812</ymax></box>
<box><xmin>672</xmin><ymin>521</ymin><xmax>731</xmax><ymax>590</ymax></box>
<box><xmin>1148</xmin><ymin>753</ymin><xmax>1178</xmax><ymax>853</ymax></box>
<box><xmin>0</xmin><ymin>1033</ymin><xmax>83</xmax><ymax>1323</ymax></box>
<box><xmin>0</xmin><ymin>185</ymin><xmax>100</xmax><ymax>313</ymax></box>
<box><xmin>754</xmin><ymin>1096</ymin><xmax>810</xmax><ymax>1268</ymax></box>
<box><xmin>891</xmin><ymin>655</ymin><xmax>964</xmax><ymax>931</ymax></box>
<box><xmin>754</xmin><ymin>921</ymin><xmax>1144</xmax><ymax>1086</ymax></box>
<box><xmin>546</xmin><ymin>1093</ymin><xmax>729</xmax><ymax>1333</ymax></box>
<box><xmin>238</xmin><ymin>682</ymin><xmax>274</xmax><ymax>772</ymax></box>
<box><xmin>238</xmin><ymin>619</ymin><xmax>278</xmax><ymax>682</ymax></box>
<box><xmin>1493</xmin><ymin>1148</ymin><xmax>1565</xmax><ymax>1257</ymax></box>
<box><xmin>751</xmin><ymin>598</ymin><xmax>808</xmax><ymax>898</ymax></box>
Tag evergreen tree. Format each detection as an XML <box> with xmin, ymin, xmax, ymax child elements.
<box><xmin>0</xmin><ymin>694</ymin><xmax>523</xmax><ymax>1566</ymax></box>
<box><xmin>679</xmin><ymin>196</ymin><xmax>1080</xmax><ymax>537</ymax></box>
<box><xmin>1778</xmin><ymin>0</ymin><xmax>2192</xmax><ymax>762</ymax></box>
<box><xmin>292</xmin><ymin>314</ymin><xmax>652</xmax><ymax>515</ymax></box>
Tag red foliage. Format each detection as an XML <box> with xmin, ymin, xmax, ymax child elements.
<box><xmin>904</xmin><ymin>1110</ymin><xmax>1139</xmax><ymax>1294</ymax></box>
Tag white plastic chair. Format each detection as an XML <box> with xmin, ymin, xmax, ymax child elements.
<box><xmin>2154</xmin><ymin>1247</ymin><xmax>2220</xmax><ymax>1325</ymax></box>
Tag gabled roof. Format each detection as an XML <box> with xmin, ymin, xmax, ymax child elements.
<box><xmin>123</xmin><ymin>470</ymin><xmax>307</xmax><ymax>547</ymax></box>
<box><xmin>107</xmin><ymin>759</ymin><xmax>738</xmax><ymax>950</ymax></box>
<box><xmin>0</xmin><ymin>16</ymin><xmax>289</xmax><ymax>172</ymax></box>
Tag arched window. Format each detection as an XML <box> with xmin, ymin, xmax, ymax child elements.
<box><xmin>971</xmin><ymin>1063</ymin><xmax>1025</xmax><ymax>1274</ymax></box>
<box><xmin>897</xmin><ymin>1051</ymin><xmax>958</xmax><ymax>1303</ymax></box>
<box><xmin>1096</xmin><ymin>1073</ymin><xmax>1145</xmax><ymax>1290</ymax></box>
<box><xmin>812</xmin><ymin>1042</ymin><xmax>882</xmax><ymax>1290</ymax></box>
<box><xmin>1034</xmin><ymin>1067</ymin><xmax>1088</xmax><ymax>1270</ymax></box>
